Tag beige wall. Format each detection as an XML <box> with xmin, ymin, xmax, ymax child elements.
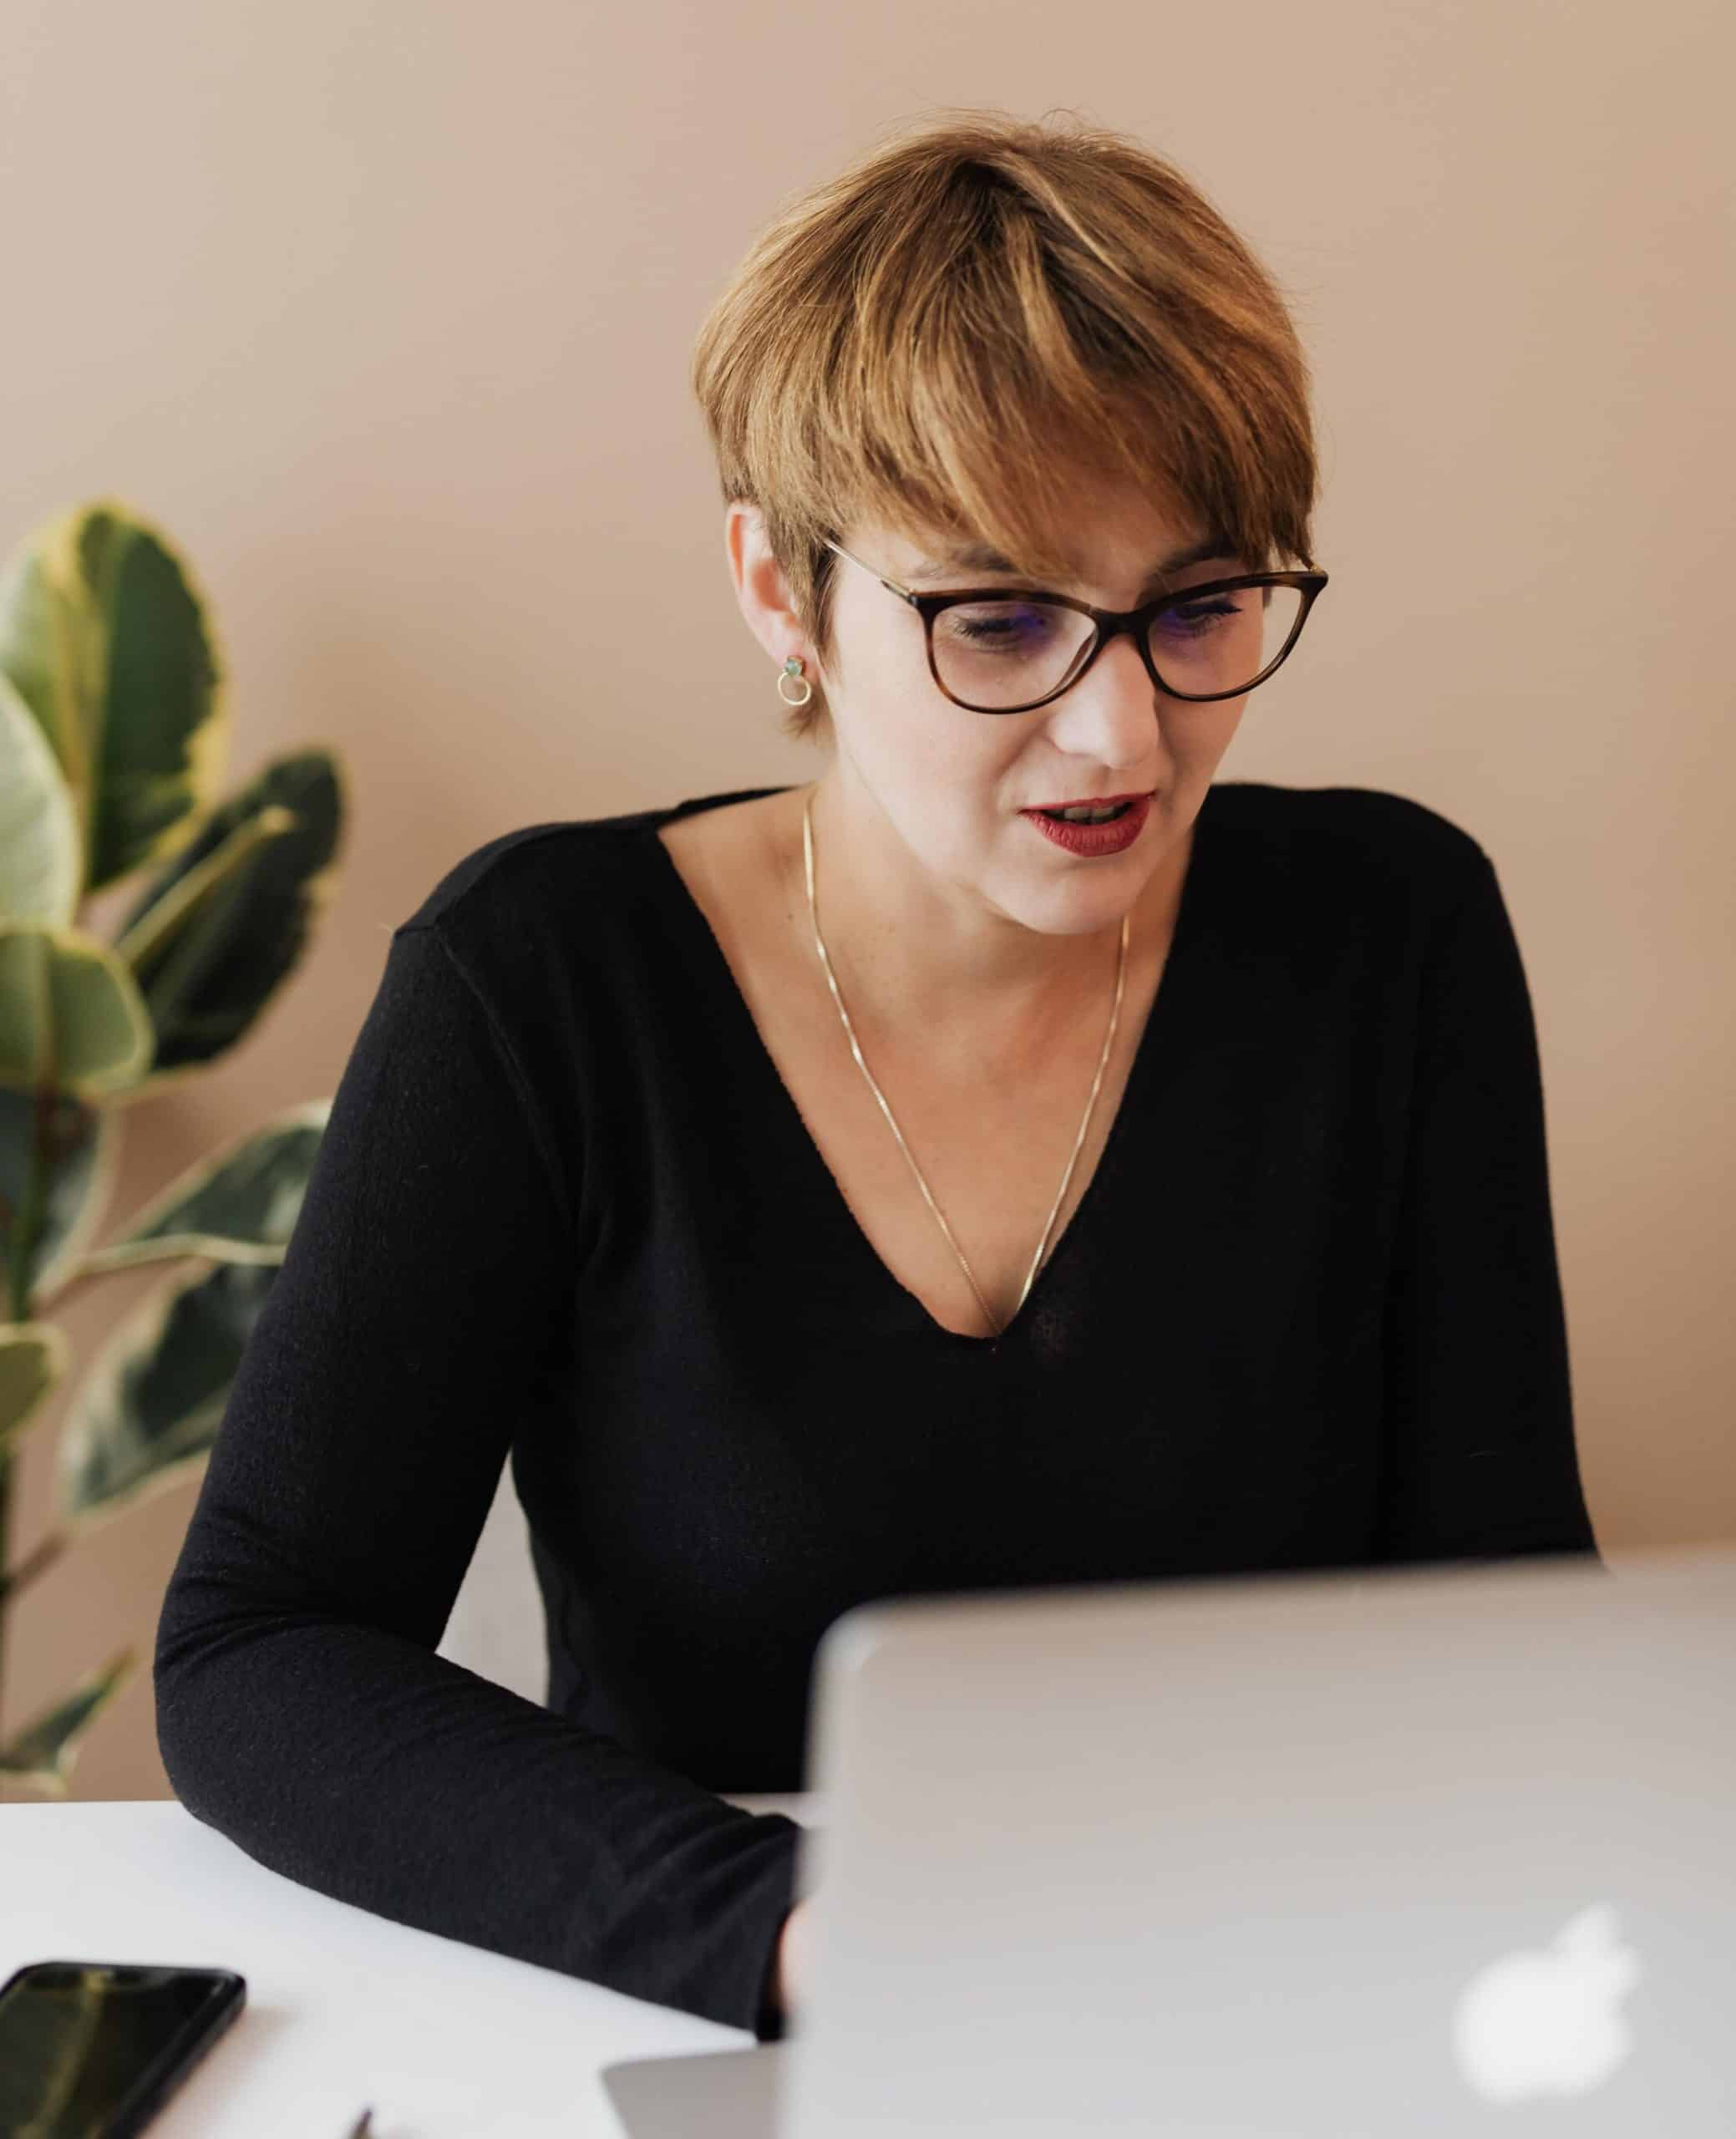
<box><xmin>3</xmin><ymin>2</ymin><xmax>1731</xmax><ymax>1800</ymax></box>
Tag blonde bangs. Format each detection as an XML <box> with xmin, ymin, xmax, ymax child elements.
<box><xmin>691</xmin><ymin>107</ymin><xmax>1320</xmax><ymax>744</ymax></box>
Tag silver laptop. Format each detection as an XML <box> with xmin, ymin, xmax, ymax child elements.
<box><xmin>602</xmin><ymin>1545</ymin><xmax>1734</xmax><ymax>2136</ymax></box>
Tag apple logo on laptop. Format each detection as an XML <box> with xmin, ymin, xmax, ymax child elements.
<box><xmin>1452</xmin><ymin>1904</ymin><xmax>1642</xmax><ymax>2104</ymax></box>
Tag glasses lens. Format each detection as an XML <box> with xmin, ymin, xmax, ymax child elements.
<box><xmin>931</xmin><ymin>600</ymin><xmax>1098</xmax><ymax>711</ymax></box>
<box><xmin>1149</xmin><ymin>580</ymin><xmax>1303</xmax><ymax>699</ymax></box>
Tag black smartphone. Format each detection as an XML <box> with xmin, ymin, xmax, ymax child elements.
<box><xmin>0</xmin><ymin>1959</ymin><xmax>246</xmax><ymax>2138</ymax></box>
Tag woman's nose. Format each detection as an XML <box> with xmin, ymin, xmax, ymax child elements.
<box><xmin>1042</xmin><ymin>630</ymin><xmax>1164</xmax><ymax>748</ymax></box>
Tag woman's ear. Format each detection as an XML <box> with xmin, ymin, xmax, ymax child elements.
<box><xmin>727</xmin><ymin>502</ymin><xmax>804</xmax><ymax>664</ymax></box>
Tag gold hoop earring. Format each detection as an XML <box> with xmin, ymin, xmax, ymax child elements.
<box><xmin>777</xmin><ymin>656</ymin><xmax>813</xmax><ymax>708</ymax></box>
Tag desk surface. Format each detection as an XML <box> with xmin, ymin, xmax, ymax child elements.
<box><xmin>1</xmin><ymin>1797</ymin><xmax>816</xmax><ymax>2137</ymax></box>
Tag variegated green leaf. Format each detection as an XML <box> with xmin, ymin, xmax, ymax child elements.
<box><xmin>0</xmin><ymin>670</ymin><xmax>81</xmax><ymax>927</ymax></box>
<box><xmin>106</xmin><ymin>749</ymin><xmax>346</xmax><ymax>1091</ymax></box>
<box><xmin>0</xmin><ymin>1647</ymin><xmax>135</xmax><ymax>1797</ymax></box>
<box><xmin>67</xmin><ymin>1099</ymin><xmax>328</xmax><ymax>1279</ymax></box>
<box><xmin>0</xmin><ymin>1321</ymin><xmax>69</xmax><ymax>1453</ymax></box>
<box><xmin>0</xmin><ymin>500</ymin><xmax>228</xmax><ymax>897</ymax></box>
<box><xmin>0</xmin><ymin>516</ymin><xmax>104</xmax><ymax>841</ymax></box>
<box><xmin>57</xmin><ymin>1259</ymin><xmax>279</xmax><ymax>1530</ymax></box>
<box><xmin>109</xmin><ymin>802</ymin><xmax>298</xmax><ymax>973</ymax></box>
<box><xmin>0</xmin><ymin>922</ymin><xmax>154</xmax><ymax>1099</ymax></box>
<box><xmin>0</xmin><ymin>1085</ymin><xmax>119</xmax><ymax>1308</ymax></box>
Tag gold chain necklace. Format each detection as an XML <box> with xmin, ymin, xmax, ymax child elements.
<box><xmin>801</xmin><ymin>784</ymin><xmax>1129</xmax><ymax>1339</ymax></box>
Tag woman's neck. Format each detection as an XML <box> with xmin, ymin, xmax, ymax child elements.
<box><xmin>768</xmin><ymin>772</ymin><xmax>1190</xmax><ymax>1071</ymax></box>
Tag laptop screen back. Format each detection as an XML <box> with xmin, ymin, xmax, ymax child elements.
<box><xmin>781</xmin><ymin>1548</ymin><xmax>1733</xmax><ymax>2137</ymax></box>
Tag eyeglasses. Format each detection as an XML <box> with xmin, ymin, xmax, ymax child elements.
<box><xmin>822</xmin><ymin>537</ymin><xmax>1328</xmax><ymax>715</ymax></box>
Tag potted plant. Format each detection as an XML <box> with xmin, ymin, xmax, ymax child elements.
<box><xmin>0</xmin><ymin>498</ymin><xmax>347</xmax><ymax>1794</ymax></box>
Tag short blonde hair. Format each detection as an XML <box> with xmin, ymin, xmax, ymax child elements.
<box><xmin>689</xmin><ymin>106</ymin><xmax>1322</xmax><ymax>747</ymax></box>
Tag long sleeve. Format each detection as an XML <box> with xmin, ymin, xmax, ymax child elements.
<box><xmin>153</xmin><ymin>920</ymin><xmax>803</xmax><ymax>2039</ymax></box>
<box><xmin>1373</xmin><ymin>843</ymin><xmax>1600</xmax><ymax>1564</ymax></box>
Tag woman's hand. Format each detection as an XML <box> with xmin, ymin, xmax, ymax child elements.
<box><xmin>775</xmin><ymin>1898</ymin><xmax>815</xmax><ymax>2021</ymax></box>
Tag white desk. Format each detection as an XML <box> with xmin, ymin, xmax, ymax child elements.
<box><xmin>1</xmin><ymin>1797</ymin><xmax>817</xmax><ymax>2136</ymax></box>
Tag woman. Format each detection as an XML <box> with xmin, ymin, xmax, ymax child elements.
<box><xmin>154</xmin><ymin>109</ymin><xmax>1597</xmax><ymax>2046</ymax></box>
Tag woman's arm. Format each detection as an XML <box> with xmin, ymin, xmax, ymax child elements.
<box><xmin>154</xmin><ymin>920</ymin><xmax>801</xmax><ymax>2038</ymax></box>
<box><xmin>1372</xmin><ymin>841</ymin><xmax>1600</xmax><ymax>1565</ymax></box>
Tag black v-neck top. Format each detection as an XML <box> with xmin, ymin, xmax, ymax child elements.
<box><xmin>154</xmin><ymin>779</ymin><xmax>1598</xmax><ymax>2045</ymax></box>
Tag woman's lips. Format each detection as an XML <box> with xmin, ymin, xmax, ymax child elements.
<box><xmin>1019</xmin><ymin>794</ymin><xmax>1152</xmax><ymax>856</ymax></box>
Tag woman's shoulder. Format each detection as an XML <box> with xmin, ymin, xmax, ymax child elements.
<box><xmin>1210</xmin><ymin>778</ymin><xmax>1485</xmax><ymax>865</ymax></box>
<box><xmin>391</xmin><ymin>808</ymin><xmax>667</xmax><ymax>942</ymax></box>
<box><xmin>393</xmin><ymin>786</ymin><xmax>794</xmax><ymax>947</ymax></box>
<box><xmin>1207</xmin><ymin>780</ymin><xmax>1491</xmax><ymax>912</ymax></box>
<box><xmin>1195</xmin><ymin>783</ymin><xmax>1507</xmax><ymax>989</ymax></box>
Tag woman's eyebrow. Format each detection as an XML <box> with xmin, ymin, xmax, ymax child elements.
<box><xmin>906</xmin><ymin>534</ymin><xmax>1239</xmax><ymax>587</ymax></box>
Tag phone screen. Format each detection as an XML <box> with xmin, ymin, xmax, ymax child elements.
<box><xmin>0</xmin><ymin>1960</ymin><xmax>246</xmax><ymax>2138</ymax></box>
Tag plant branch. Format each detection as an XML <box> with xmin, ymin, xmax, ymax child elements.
<box><xmin>8</xmin><ymin>1059</ymin><xmax>59</xmax><ymax>1325</ymax></box>
<box><xmin>0</xmin><ymin>1528</ymin><xmax>67</xmax><ymax>1611</ymax></box>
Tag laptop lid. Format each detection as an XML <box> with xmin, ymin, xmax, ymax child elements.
<box><xmin>776</xmin><ymin>1545</ymin><xmax>1733</xmax><ymax>2137</ymax></box>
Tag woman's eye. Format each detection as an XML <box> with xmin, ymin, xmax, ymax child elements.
<box><xmin>948</xmin><ymin>605</ymin><xmax>1061</xmax><ymax>648</ymax></box>
<box><xmin>1157</xmin><ymin>599</ymin><xmax>1237</xmax><ymax>633</ymax></box>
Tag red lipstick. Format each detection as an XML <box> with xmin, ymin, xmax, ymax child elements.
<box><xmin>1020</xmin><ymin>793</ymin><xmax>1152</xmax><ymax>857</ymax></box>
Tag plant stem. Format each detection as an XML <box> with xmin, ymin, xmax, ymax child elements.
<box><xmin>8</xmin><ymin>1076</ymin><xmax>54</xmax><ymax>1325</ymax></box>
<box><xmin>3</xmin><ymin>1208</ymin><xmax>22</xmax><ymax>1325</ymax></box>
<box><xmin>1</xmin><ymin>1057</ymin><xmax>57</xmax><ymax>1732</ymax></box>
<box><xmin>0</xmin><ymin>1455</ymin><xmax>10</xmax><ymax>1733</ymax></box>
